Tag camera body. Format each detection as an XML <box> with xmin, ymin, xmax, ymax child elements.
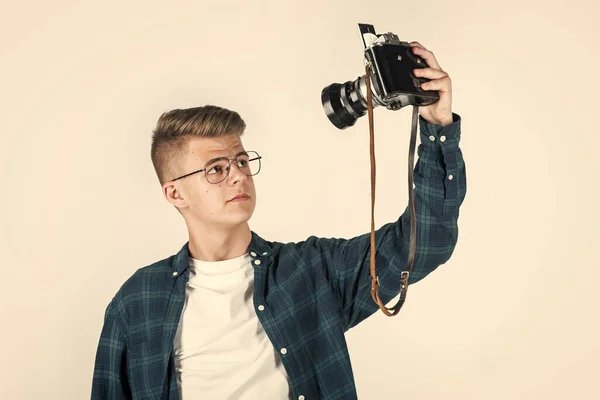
<box><xmin>321</xmin><ymin>23</ymin><xmax>440</xmax><ymax>129</ymax></box>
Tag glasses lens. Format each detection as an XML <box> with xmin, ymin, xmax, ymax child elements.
<box><xmin>205</xmin><ymin>159</ymin><xmax>230</xmax><ymax>184</ymax></box>
<box><xmin>236</xmin><ymin>152</ymin><xmax>261</xmax><ymax>176</ymax></box>
<box><xmin>205</xmin><ymin>151</ymin><xmax>261</xmax><ymax>184</ymax></box>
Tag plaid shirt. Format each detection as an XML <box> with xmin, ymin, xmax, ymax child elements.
<box><xmin>91</xmin><ymin>113</ymin><xmax>466</xmax><ymax>400</ymax></box>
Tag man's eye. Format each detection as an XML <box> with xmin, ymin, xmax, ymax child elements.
<box><xmin>207</xmin><ymin>166</ymin><xmax>223</xmax><ymax>175</ymax></box>
<box><xmin>237</xmin><ymin>160</ymin><xmax>248</xmax><ymax>168</ymax></box>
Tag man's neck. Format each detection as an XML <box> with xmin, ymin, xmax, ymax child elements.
<box><xmin>187</xmin><ymin>221</ymin><xmax>252</xmax><ymax>262</ymax></box>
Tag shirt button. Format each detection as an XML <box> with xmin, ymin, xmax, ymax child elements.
<box><xmin>448</xmin><ymin>175</ymin><xmax>453</xmax><ymax>180</ymax></box>
<box><xmin>250</xmin><ymin>251</ymin><xmax>257</xmax><ymax>257</ymax></box>
<box><xmin>258</xmin><ymin>305</ymin><xmax>265</xmax><ymax>311</ymax></box>
<box><xmin>440</xmin><ymin>135</ymin><xmax>446</xmax><ymax>142</ymax></box>
<box><xmin>172</xmin><ymin>271</ymin><xmax>178</xmax><ymax>276</ymax></box>
<box><xmin>298</xmin><ymin>396</ymin><xmax>305</xmax><ymax>400</ymax></box>
<box><xmin>254</xmin><ymin>259</ymin><xmax>261</xmax><ymax>266</ymax></box>
<box><xmin>428</xmin><ymin>135</ymin><xmax>435</xmax><ymax>141</ymax></box>
<box><xmin>280</xmin><ymin>348</ymin><xmax>287</xmax><ymax>355</ymax></box>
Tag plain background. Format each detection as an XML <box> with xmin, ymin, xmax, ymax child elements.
<box><xmin>1</xmin><ymin>0</ymin><xmax>598</xmax><ymax>399</ymax></box>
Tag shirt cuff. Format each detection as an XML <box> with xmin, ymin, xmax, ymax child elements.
<box><xmin>419</xmin><ymin>112</ymin><xmax>462</xmax><ymax>153</ymax></box>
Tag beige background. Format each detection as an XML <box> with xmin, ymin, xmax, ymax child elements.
<box><xmin>1</xmin><ymin>0</ymin><xmax>598</xmax><ymax>399</ymax></box>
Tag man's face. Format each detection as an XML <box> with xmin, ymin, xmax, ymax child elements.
<box><xmin>164</xmin><ymin>134</ymin><xmax>257</xmax><ymax>229</ymax></box>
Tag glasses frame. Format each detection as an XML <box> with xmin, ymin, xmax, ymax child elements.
<box><xmin>170</xmin><ymin>150</ymin><xmax>262</xmax><ymax>184</ymax></box>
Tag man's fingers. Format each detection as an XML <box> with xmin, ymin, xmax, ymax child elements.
<box><xmin>411</xmin><ymin>45</ymin><xmax>442</xmax><ymax>71</ymax></box>
<box><xmin>420</xmin><ymin>76</ymin><xmax>452</xmax><ymax>92</ymax></box>
<box><xmin>408</xmin><ymin>42</ymin><xmax>448</xmax><ymax>89</ymax></box>
<box><xmin>414</xmin><ymin>67</ymin><xmax>447</xmax><ymax>80</ymax></box>
<box><xmin>409</xmin><ymin>41</ymin><xmax>426</xmax><ymax>50</ymax></box>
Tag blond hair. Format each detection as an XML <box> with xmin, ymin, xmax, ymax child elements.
<box><xmin>151</xmin><ymin>105</ymin><xmax>246</xmax><ymax>185</ymax></box>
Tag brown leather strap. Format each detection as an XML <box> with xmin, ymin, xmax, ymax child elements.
<box><xmin>366</xmin><ymin>63</ymin><xmax>418</xmax><ymax>316</ymax></box>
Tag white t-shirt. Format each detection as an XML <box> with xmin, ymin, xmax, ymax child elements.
<box><xmin>173</xmin><ymin>252</ymin><xmax>291</xmax><ymax>399</ymax></box>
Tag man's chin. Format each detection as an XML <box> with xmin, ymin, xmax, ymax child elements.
<box><xmin>185</xmin><ymin>208</ymin><xmax>253</xmax><ymax>228</ymax></box>
<box><xmin>224</xmin><ymin>209</ymin><xmax>254</xmax><ymax>225</ymax></box>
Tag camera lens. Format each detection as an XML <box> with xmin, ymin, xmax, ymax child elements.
<box><xmin>321</xmin><ymin>77</ymin><xmax>370</xmax><ymax>130</ymax></box>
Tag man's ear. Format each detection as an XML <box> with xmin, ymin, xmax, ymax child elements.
<box><xmin>162</xmin><ymin>182</ymin><xmax>188</xmax><ymax>209</ymax></box>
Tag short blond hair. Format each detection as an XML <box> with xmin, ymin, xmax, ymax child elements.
<box><xmin>151</xmin><ymin>105</ymin><xmax>246</xmax><ymax>185</ymax></box>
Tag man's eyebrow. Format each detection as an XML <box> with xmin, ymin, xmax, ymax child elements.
<box><xmin>204</xmin><ymin>150</ymin><xmax>248</xmax><ymax>166</ymax></box>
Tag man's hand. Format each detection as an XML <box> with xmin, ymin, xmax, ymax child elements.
<box><xmin>409</xmin><ymin>41</ymin><xmax>453</xmax><ymax>127</ymax></box>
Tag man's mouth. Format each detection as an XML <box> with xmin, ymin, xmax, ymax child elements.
<box><xmin>229</xmin><ymin>194</ymin><xmax>249</xmax><ymax>202</ymax></box>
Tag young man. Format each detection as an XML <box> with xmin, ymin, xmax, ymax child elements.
<box><xmin>91</xmin><ymin>42</ymin><xmax>467</xmax><ymax>400</ymax></box>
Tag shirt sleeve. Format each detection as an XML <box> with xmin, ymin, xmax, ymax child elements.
<box><xmin>309</xmin><ymin>112</ymin><xmax>467</xmax><ymax>331</ymax></box>
<box><xmin>91</xmin><ymin>301</ymin><xmax>132</xmax><ymax>399</ymax></box>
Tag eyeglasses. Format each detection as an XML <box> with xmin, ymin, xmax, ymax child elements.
<box><xmin>170</xmin><ymin>150</ymin><xmax>262</xmax><ymax>184</ymax></box>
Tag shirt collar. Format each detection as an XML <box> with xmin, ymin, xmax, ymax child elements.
<box><xmin>171</xmin><ymin>230</ymin><xmax>272</xmax><ymax>276</ymax></box>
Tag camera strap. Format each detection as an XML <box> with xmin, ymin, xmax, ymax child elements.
<box><xmin>366</xmin><ymin>63</ymin><xmax>418</xmax><ymax>317</ymax></box>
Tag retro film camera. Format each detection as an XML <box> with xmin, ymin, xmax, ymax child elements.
<box><xmin>320</xmin><ymin>23</ymin><xmax>442</xmax><ymax>317</ymax></box>
<box><xmin>321</xmin><ymin>23</ymin><xmax>439</xmax><ymax>129</ymax></box>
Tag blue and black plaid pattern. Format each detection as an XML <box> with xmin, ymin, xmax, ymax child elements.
<box><xmin>91</xmin><ymin>113</ymin><xmax>467</xmax><ymax>400</ymax></box>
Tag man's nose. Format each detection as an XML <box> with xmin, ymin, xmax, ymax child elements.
<box><xmin>227</xmin><ymin>162</ymin><xmax>247</xmax><ymax>184</ymax></box>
